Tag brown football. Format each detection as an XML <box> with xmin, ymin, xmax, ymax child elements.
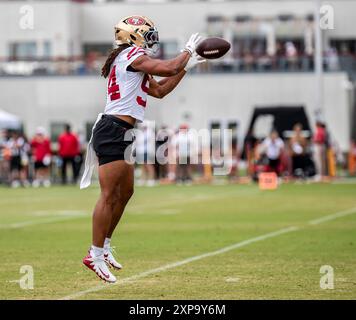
<box><xmin>196</xmin><ymin>37</ymin><xmax>231</xmax><ymax>59</ymax></box>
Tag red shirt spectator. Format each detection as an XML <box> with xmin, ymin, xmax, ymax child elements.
<box><xmin>31</xmin><ymin>135</ymin><xmax>51</xmax><ymax>162</ymax></box>
<box><xmin>313</xmin><ymin>124</ymin><xmax>326</xmax><ymax>144</ymax></box>
<box><xmin>352</xmin><ymin>141</ymin><xmax>356</xmax><ymax>156</ymax></box>
<box><xmin>58</xmin><ymin>126</ymin><xmax>79</xmax><ymax>158</ymax></box>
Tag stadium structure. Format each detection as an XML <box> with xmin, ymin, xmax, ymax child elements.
<box><xmin>0</xmin><ymin>0</ymin><xmax>355</xmax><ymax>151</ymax></box>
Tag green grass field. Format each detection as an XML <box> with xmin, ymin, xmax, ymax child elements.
<box><xmin>1</xmin><ymin>182</ymin><xmax>356</xmax><ymax>300</ymax></box>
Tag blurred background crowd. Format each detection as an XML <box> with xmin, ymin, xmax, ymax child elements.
<box><xmin>1</xmin><ymin>119</ymin><xmax>355</xmax><ymax>188</ymax></box>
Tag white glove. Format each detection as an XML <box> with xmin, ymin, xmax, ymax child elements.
<box><xmin>183</xmin><ymin>33</ymin><xmax>202</xmax><ymax>55</ymax></box>
<box><xmin>184</xmin><ymin>52</ymin><xmax>206</xmax><ymax>71</ymax></box>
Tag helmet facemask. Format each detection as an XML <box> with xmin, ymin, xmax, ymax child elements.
<box><xmin>141</xmin><ymin>26</ymin><xmax>160</xmax><ymax>56</ymax></box>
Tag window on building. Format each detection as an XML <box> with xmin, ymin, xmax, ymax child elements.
<box><xmin>9</xmin><ymin>42</ymin><xmax>37</xmax><ymax>60</ymax></box>
<box><xmin>159</xmin><ymin>41</ymin><xmax>178</xmax><ymax>59</ymax></box>
<box><xmin>232</xmin><ymin>37</ymin><xmax>267</xmax><ymax>57</ymax></box>
<box><xmin>83</xmin><ymin>43</ymin><xmax>113</xmax><ymax>56</ymax></box>
<box><xmin>207</xmin><ymin>15</ymin><xmax>224</xmax><ymax>23</ymax></box>
<box><xmin>43</xmin><ymin>41</ymin><xmax>52</xmax><ymax>58</ymax></box>
<box><xmin>276</xmin><ymin>37</ymin><xmax>304</xmax><ymax>55</ymax></box>
<box><xmin>50</xmin><ymin>122</ymin><xmax>66</xmax><ymax>142</ymax></box>
<box><xmin>330</xmin><ymin>39</ymin><xmax>356</xmax><ymax>55</ymax></box>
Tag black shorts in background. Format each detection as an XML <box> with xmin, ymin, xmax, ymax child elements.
<box><xmin>93</xmin><ymin>114</ymin><xmax>135</xmax><ymax>166</ymax></box>
<box><xmin>10</xmin><ymin>156</ymin><xmax>22</xmax><ymax>171</ymax></box>
<box><xmin>268</xmin><ymin>158</ymin><xmax>280</xmax><ymax>171</ymax></box>
<box><xmin>35</xmin><ymin>161</ymin><xmax>48</xmax><ymax>169</ymax></box>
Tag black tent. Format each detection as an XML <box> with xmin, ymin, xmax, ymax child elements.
<box><xmin>241</xmin><ymin>106</ymin><xmax>312</xmax><ymax>160</ymax></box>
<box><xmin>247</xmin><ymin>106</ymin><xmax>311</xmax><ymax>139</ymax></box>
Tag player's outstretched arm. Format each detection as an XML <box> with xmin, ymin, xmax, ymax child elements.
<box><xmin>147</xmin><ymin>53</ymin><xmax>206</xmax><ymax>99</ymax></box>
<box><xmin>131</xmin><ymin>33</ymin><xmax>202</xmax><ymax>77</ymax></box>
<box><xmin>131</xmin><ymin>53</ymin><xmax>190</xmax><ymax>77</ymax></box>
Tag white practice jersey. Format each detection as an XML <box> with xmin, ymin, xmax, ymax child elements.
<box><xmin>104</xmin><ymin>46</ymin><xmax>149</xmax><ymax>122</ymax></box>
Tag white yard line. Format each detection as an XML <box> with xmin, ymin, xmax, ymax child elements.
<box><xmin>0</xmin><ymin>213</ymin><xmax>88</xmax><ymax>229</ymax></box>
<box><xmin>59</xmin><ymin>204</ymin><xmax>356</xmax><ymax>300</ymax></box>
<box><xmin>308</xmin><ymin>206</ymin><xmax>356</xmax><ymax>225</ymax></box>
<box><xmin>59</xmin><ymin>226</ymin><xmax>298</xmax><ymax>300</ymax></box>
<box><xmin>1</xmin><ymin>189</ymin><xmax>257</xmax><ymax>226</ymax></box>
<box><xmin>128</xmin><ymin>189</ymin><xmax>259</xmax><ymax>214</ymax></box>
<box><xmin>31</xmin><ymin>210</ymin><xmax>87</xmax><ymax>217</ymax></box>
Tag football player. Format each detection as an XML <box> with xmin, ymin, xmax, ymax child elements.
<box><xmin>81</xmin><ymin>15</ymin><xmax>205</xmax><ymax>282</ymax></box>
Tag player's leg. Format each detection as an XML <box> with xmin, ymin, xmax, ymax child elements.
<box><xmin>38</xmin><ymin>167</ymin><xmax>45</xmax><ymax>182</ymax></box>
<box><xmin>106</xmin><ymin>162</ymin><xmax>134</xmax><ymax>239</ymax></box>
<box><xmin>42</xmin><ymin>165</ymin><xmax>51</xmax><ymax>187</ymax></box>
<box><xmin>92</xmin><ymin>160</ymin><xmax>129</xmax><ymax>247</ymax></box>
<box><xmin>146</xmin><ymin>163</ymin><xmax>156</xmax><ymax>186</ymax></box>
<box><xmin>71</xmin><ymin>156</ymin><xmax>79</xmax><ymax>184</ymax></box>
<box><xmin>83</xmin><ymin>160</ymin><xmax>128</xmax><ymax>282</ymax></box>
<box><xmin>104</xmin><ymin>162</ymin><xmax>134</xmax><ymax>269</ymax></box>
<box><xmin>61</xmin><ymin>157</ymin><xmax>67</xmax><ymax>184</ymax></box>
<box><xmin>10</xmin><ymin>158</ymin><xmax>20</xmax><ymax>187</ymax></box>
<box><xmin>176</xmin><ymin>163</ymin><xmax>183</xmax><ymax>183</ymax></box>
<box><xmin>32</xmin><ymin>163</ymin><xmax>40</xmax><ymax>187</ymax></box>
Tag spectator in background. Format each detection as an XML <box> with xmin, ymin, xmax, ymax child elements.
<box><xmin>276</xmin><ymin>41</ymin><xmax>286</xmax><ymax>69</ymax></box>
<box><xmin>172</xmin><ymin>124</ymin><xmax>194</xmax><ymax>184</ymax></box>
<box><xmin>259</xmin><ymin>130</ymin><xmax>285</xmax><ymax>175</ymax></box>
<box><xmin>289</xmin><ymin>123</ymin><xmax>308</xmax><ymax>177</ymax></box>
<box><xmin>0</xmin><ymin>129</ymin><xmax>6</xmax><ymax>147</ymax></box>
<box><xmin>135</xmin><ymin>123</ymin><xmax>156</xmax><ymax>186</ymax></box>
<box><xmin>227</xmin><ymin>139</ymin><xmax>239</xmax><ymax>181</ymax></box>
<box><xmin>285</xmin><ymin>41</ymin><xmax>298</xmax><ymax>70</ymax></box>
<box><xmin>349</xmin><ymin>140</ymin><xmax>356</xmax><ymax>176</ymax></box>
<box><xmin>243</xmin><ymin>129</ymin><xmax>258</xmax><ymax>176</ymax></box>
<box><xmin>7</xmin><ymin>131</ymin><xmax>30</xmax><ymax>187</ymax></box>
<box><xmin>326</xmin><ymin>47</ymin><xmax>340</xmax><ymax>71</ymax></box>
<box><xmin>19</xmin><ymin>133</ymin><xmax>31</xmax><ymax>187</ymax></box>
<box><xmin>167</xmin><ymin>128</ymin><xmax>178</xmax><ymax>182</ymax></box>
<box><xmin>58</xmin><ymin>124</ymin><xmax>79</xmax><ymax>185</ymax></box>
<box><xmin>74</xmin><ymin>129</ymin><xmax>86</xmax><ymax>182</ymax></box>
<box><xmin>156</xmin><ymin>125</ymin><xmax>170</xmax><ymax>180</ymax></box>
<box><xmin>0</xmin><ymin>129</ymin><xmax>10</xmax><ymax>184</ymax></box>
<box><xmin>31</xmin><ymin>127</ymin><xmax>52</xmax><ymax>187</ymax></box>
<box><xmin>243</xmin><ymin>49</ymin><xmax>255</xmax><ymax>71</ymax></box>
<box><xmin>313</xmin><ymin>121</ymin><xmax>327</xmax><ymax>180</ymax></box>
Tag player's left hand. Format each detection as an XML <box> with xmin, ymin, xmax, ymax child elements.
<box><xmin>183</xmin><ymin>33</ymin><xmax>202</xmax><ymax>55</ymax></box>
<box><xmin>184</xmin><ymin>52</ymin><xmax>206</xmax><ymax>71</ymax></box>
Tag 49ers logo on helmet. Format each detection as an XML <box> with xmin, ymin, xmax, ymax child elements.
<box><xmin>126</xmin><ymin>16</ymin><xmax>145</xmax><ymax>26</ymax></box>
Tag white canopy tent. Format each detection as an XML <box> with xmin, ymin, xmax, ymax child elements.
<box><xmin>0</xmin><ymin>109</ymin><xmax>22</xmax><ymax>130</ymax></box>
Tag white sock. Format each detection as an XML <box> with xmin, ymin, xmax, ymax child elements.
<box><xmin>91</xmin><ymin>245</ymin><xmax>104</xmax><ymax>257</ymax></box>
<box><xmin>104</xmin><ymin>238</ymin><xmax>111</xmax><ymax>249</ymax></box>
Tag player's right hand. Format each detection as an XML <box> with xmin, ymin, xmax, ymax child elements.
<box><xmin>184</xmin><ymin>52</ymin><xmax>206</xmax><ymax>71</ymax></box>
<box><xmin>183</xmin><ymin>33</ymin><xmax>202</xmax><ymax>55</ymax></box>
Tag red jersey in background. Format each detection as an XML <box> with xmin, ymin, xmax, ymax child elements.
<box><xmin>313</xmin><ymin>126</ymin><xmax>326</xmax><ymax>145</ymax></box>
<box><xmin>58</xmin><ymin>132</ymin><xmax>79</xmax><ymax>158</ymax></box>
<box><xmin>31</xmin><ymin>138</ymin><xmax>51</xmax><ymax>162</ymax></box>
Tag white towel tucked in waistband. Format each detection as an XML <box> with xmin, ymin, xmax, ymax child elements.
<box><xmin>80</xmin><ymin>113</ymin><xmax>103</xmax><ymax>189</ymax></box>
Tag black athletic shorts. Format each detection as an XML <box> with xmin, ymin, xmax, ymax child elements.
<box><xmin>35</xmin><ymin>161</ymin><xmax>48</xmax><ymax>169</ymax></box>
<box><xmin>92</xmin><ymin>114</ymin><xmax>135</xmax><ymax>166</ymax></box>
<box><xmin>10</xmin><ymin>156</ymin><xmax>22</xmax><ymax>171</ymax></box>
<box><xmin>268</xmin><ymin>158</ymin><xmax>280</xmax><ymax>171</ymax></box>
